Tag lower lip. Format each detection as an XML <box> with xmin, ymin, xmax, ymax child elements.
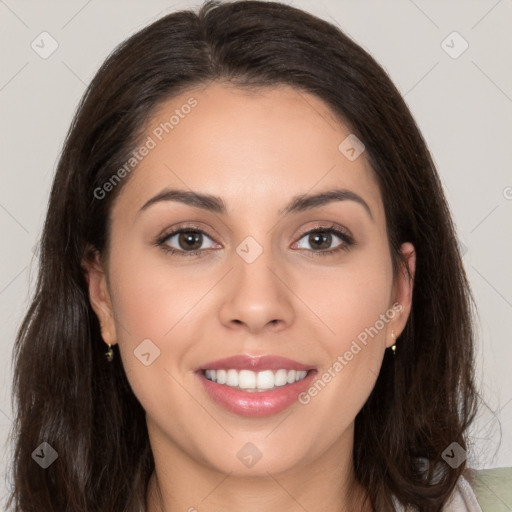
<box><xmin>196</xmin><ymin>370</ymin><xmax>317</xmax><ymax>417</ymax></box>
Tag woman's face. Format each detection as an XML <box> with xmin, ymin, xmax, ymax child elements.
<box><xmin>86</xmin><ymin>83</ymin><xmax>414</xmax><ymax>477</ymax></box>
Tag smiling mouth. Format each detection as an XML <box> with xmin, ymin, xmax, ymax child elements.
<box><xmin>200</xmin><ymin>368</ymin><xmax>313</xmax><ymax>392</ymax></box>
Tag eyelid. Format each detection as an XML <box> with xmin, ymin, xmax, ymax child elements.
<box><xmin>294</xmin><ymin>222</ymin><xmax>354</xmax><ymax>244</ymax></box>
<box><xmin>156</xmin><ymin>222</ymin><xmax>216</xmax><ymax>243</ymax></box>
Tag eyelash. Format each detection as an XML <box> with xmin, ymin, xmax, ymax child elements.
<box><xmin>155</xmin><ymin>224</ymin><xmax>355</xmax><ymax>258</ymax></box>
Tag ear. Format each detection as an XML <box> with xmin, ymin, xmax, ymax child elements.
<box><xmin>386</xmin><ymin>242</ymin><xmax>416</xmax><ymax>348</ymax></box>
<box><xmin>82</xmin><ymin>248</ymin><xmax>117</xmax><ymax>346</ymax></box>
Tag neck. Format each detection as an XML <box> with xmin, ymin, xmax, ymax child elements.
<box><xmin>145</xmin><ymin>424</ymin><xmax>372</xmax><ymax>512</ymax></box>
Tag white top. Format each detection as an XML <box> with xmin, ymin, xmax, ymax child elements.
<box><xmin>393</xmin><ymin>475</ymin><xmax>483</xmax><ymax>511</ymax></box>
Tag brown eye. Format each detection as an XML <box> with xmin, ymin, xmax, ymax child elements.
<box><xmin>294</xmin><ymin>226</ymin><xmax>355</xmax><ymax>256</ymax></box>
<box><xmin>159</xmin><ymin>228</ymin><xmax>219</xmax><ymax>256</ymax></box>
<box><xmin>177</xmin><ymin>231</ymin><xmax>203</xmax><ymax>251</ymax></box>
<box><xmin>307</xmin><ymin>231</ymin><xmax>333</xmax><ymax>250</ymax></box>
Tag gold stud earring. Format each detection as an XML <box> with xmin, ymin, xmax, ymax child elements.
<box><xmin>391</xmin><ymin>330</ymin><xmax>397</xmax><ymax>355</ymax></box>
<box><xmin>105</xmin><ymin>343</ymin><xmax>114</xmax><ymax>362</ymax></box>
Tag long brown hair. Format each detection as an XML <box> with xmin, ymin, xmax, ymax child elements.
<box><xmin>7</xmin><ymin>1</ymin><xmax>479</xmax><ymax>511</ymax></box>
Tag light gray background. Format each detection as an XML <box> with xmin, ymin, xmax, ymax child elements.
<box><xmin>1</xmin><ymin>0</ymin><xmax>511</xmax><ymax>505</ymax></box>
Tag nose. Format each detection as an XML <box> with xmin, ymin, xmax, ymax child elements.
<box><xmin>218</xmin><ymin>248</ymin><xmax>295</xmax><ymax>335</ymax></box>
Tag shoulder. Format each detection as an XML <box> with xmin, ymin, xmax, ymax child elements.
<box><xmin>441</xmin><ymin>473</ymin><xmax>483</xmax><ymax>511</ymax></box>
<box><xmin>465</xmin><ymin>467</ymin><xmax>512</xmax><ymax>512</ymax></box>
<box><xmin>392</xmin><ymin>468</ymin><xmax>512</xmax><ymax>511</ymax></box>
<box><xmin>392</xmin><ymin>472</ymin><xmax>484</xmax><ymax>511</ymax></box>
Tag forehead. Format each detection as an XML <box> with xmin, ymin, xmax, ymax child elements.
<box><xmin>113</xmin><ymin>82</ymin><xmax>384</xmax><ymax>222</ymax></box>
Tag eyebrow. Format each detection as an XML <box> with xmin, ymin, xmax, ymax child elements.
<box><xmin>138</xmin><ymin>187</ymin><xmax>373</xmax><ymax>220</ymax></box>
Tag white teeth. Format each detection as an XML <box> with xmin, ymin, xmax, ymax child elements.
<box><xmin>256</xmin><ymin>370</ymin><xmax>275</xmax><ymax>390</ymax></box>
<box><xmin>238</xmin><ymin>369</ymin><xmax>256</xmax><ymax>390</ymax></box>
<box><xmin>274</xmin><ymin>369</ymin><xmax>288</xmax><ymax>386</ymax></box>
<box><xmin>226</xmin><ymin>369</ymin><xmax>238</xmax><ymax>387</ymax></box>
<box><xmin>203</xmin><ymin>368</ymin><xmax>309</xmax><ymax>391</ymax></box>
<box><xmin>216</xmin><ymin>369</ymin><xmax>226</xmax><ymax>384</ymax></box>
<box><xmin>204</xmin><ymin>369</ymin><xmax>216</xmax><ymax>381</ymax></box>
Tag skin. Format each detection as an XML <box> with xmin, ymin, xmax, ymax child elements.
<box><xmin>84</xmin><ymin>82</ymin><xmax>415</xmax><ymax>512</ymax></box>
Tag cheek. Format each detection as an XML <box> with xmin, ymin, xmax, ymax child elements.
<box><xmin>107</xmin><ymin>253</ymin><xmax>201</xmax><ymax>417</ymax></box>
<box><xmin>296</xmin><ymin>252</ymin><xmax>394</xmax><ymax>420</ymax></box>
<box><xmin>300</xmin><ymin>253</ymin><xmax>393</xmax><ymax>350</ymax></box>
<box><xmin>105</xmin><ymin>245</ymin><xmax>198</xmax><ymax>379</ymax></box>
<box><xmin>108</xmin><ymin>246</ymin><xmax>202</xmax><ymax>341</ymax></box>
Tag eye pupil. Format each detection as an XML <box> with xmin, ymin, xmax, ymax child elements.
<box><xmin>179</xmin><ymin>231</ymin><xmax>202</xmax><ymax>250</ymax></box>
<box><xmin>309</xmin><ymin>232</ymin><xmax>331</xmax><ymax>250</ymax></box>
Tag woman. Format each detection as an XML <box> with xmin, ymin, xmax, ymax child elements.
<box><xmin>7</xmin><ymin>1</ymin><xmax>482</xmax><ymax>511</ymax></box>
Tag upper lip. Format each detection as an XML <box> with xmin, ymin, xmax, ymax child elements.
<box><xmin>195</xmin><ymin>354</ymin><xmax>315</xmax><ymax>372</ymax></box>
